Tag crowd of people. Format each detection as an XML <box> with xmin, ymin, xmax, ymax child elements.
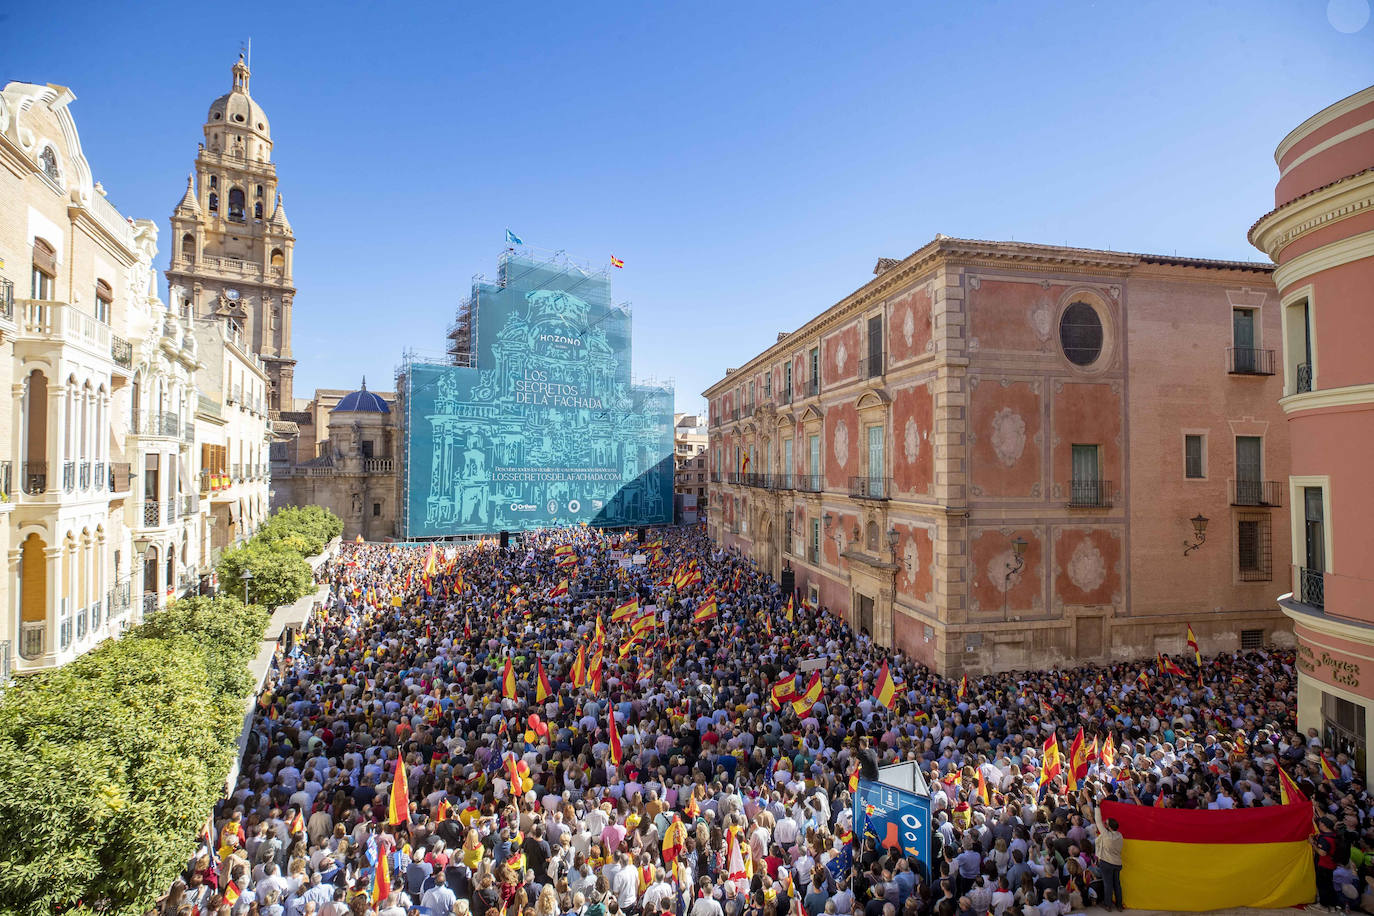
<box><xmin>160</xmin><ymin>525</ymin><xmax>1362</xmax><ymax>916</ymax></box>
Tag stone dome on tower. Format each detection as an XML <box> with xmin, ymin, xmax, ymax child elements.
<box><xmin>205</xmin><ymin>55</ymin><xmax>271</xmax><ymax>147</ymax></box>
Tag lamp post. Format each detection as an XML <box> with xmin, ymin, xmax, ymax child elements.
<box><xmin>1003</xmin><ymin>535</ymin><xmax>1027</xmax><ymax>621</ymax></box>
<box><xmin>241</xmin><ymin>567</ymin><xmax>255</xmax><ymax>608</ymax></box>
<box><xmin>1183</xmin><ymin>514</ymin><xmax>1210</xmax><ymax>556</ymax></box>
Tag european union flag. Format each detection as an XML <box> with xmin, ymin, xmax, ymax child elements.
<box><xmin>506</xmin><ymin>229</ymin><xmax>523</xmax><ymax>245</ymax></box>
<box><xmin>826</xmin><ymin>844</ymin><xmax>852</xmax><ymax>884</ymax></box>
<box><xmin>764</xmin><ymin>759</ymin><xmax>778</xmax><ymax>789</ymax></box>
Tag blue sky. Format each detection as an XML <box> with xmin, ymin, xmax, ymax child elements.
<box><xmin>7</xmin><ymin>1</ymin><xmax>1372</xmax><ymax>413</ymax></box>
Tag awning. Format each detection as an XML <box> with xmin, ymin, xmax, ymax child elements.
<box><xmin>227</xmin><ymin>502</ymin><xmax>240</xmax><ymax>524</ymax></box>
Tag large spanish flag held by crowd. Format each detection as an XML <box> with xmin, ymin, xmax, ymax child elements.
<box><xmin>1101</xmin><ymin>799</ymin><xmax>1314</xmax><ymax>911</ymax></box>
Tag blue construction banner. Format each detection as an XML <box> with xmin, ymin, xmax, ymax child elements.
<box><xmin>854</xmin><ymin>778</ymin><xmax>931</xmax><ymax>870</ymax></box>
<box><xmin>402</xmin><ymin>253</ymin><xmax>674</xmax><ymax>537</ymax></box>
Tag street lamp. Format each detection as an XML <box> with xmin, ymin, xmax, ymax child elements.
<box><xmin>242</xmin><ymin>568</ymin><xmax>255</xmax><ymax>607</ymax></box>
<box><xmin>1003</xmin><ymin>536</ymin><xmax>1027</xmax><ymax>621</ymax></box>
<box><xmin>1183</xmin><ymin>514</ymin><xmax>1210</xmax><ymax>556</ymax></box>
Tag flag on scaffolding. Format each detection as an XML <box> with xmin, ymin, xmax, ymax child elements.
<box><xmin>506</xmin><ymin>228</ymin><xmax>523</xmax><ymax>245</ymax></box>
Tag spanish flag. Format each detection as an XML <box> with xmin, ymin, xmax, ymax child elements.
<box><xmin>388</xmin><ymin>755</ymin><xmax>410</xmax><ymax>824</ymax></box>
<box><xmin>502</xmin><ymin>656</ymin><xmax>517</xmax><ymax>700</ymax></box>
<box><xmin>1186</xmin><ymin>623</ymin><xmax>1200</xmax><ymax>666</ymax></box>
<box><xmin>535</xmin><ymin>658</ymin><xmax>552</xmax><ymax>703</ymax></box>
<box><xmin>610</xmin><ymin>255</ymin><xmax>624</xmax><ymax>269</ymax></box>
<box><xmin>956</xmin><ymin>675</ymin><xmax>968</xmax><ymax>700</ymax></box>
<box><xmin>848</xmin><ymin>763</ymin><xmax>860</xmax><ymax>792</ymax></box>
<box><xmin>1101</xmin><ymin>733</ymin><xmax>1116</xmax><ymax>768</ymax></box>
<box><xmin>785</xmin><ymin>595</ymin><xmax>794</xmax><ymax>622</ymax></box>
<box><xmin>1068</xmin><ymin>727</ymin><xmax>1087</xmax><ymax>790</ymax></box>
<box><xmin>792</xmin><ymin>672</ymin><xmax>822</xmax><ymax>716</ymax></box>
<box><xmin>693</xmin><ymin>599</ymin><xmax>718</xmax><ymax>623</ymax></box>
<box><xmin>424</xmin><ymin>544</ymin><xmax>438</xmax><ymax>576</ymax></box>
<box><xmin>1277</xmin><ymin>765</ymin><xmax>1306</xmax><ymax>805</ymax></box>
<box><xmin>571</xmin><ymin>645</ymin><xmax>587</xmax><ymax>688</ymax></box>
<box><xmin>1320</xmin><ymin>753</ymin><xmax>1339</xmax><ymax>780</ymax></box>
<box><xmin>287</xmin><ymin>809</ymin><xmax>305</xmax><ymax>835</ymax></box>
<box><xmin>371</xmin><ymin>848</ymin><xmax>392</xmax><ymax>904</ymax></box>
<box><xmin>1101</xmin><ymin>798</ymin><xmax>1315</xmax><ymax>910</ymax></box>
<box><xmin>355</xmin><ymin>533</ymin><xmax>364</xmax><ymax>544</ymax></box>
<box><xmin>608</xmin><ymin>706</ymin><xmax>622</xmax><ymax>765</ymax></box>
<box><xmin>872</xmin><ymin>661</ymin><xmax>897</xmax><ymax>710</ymax></box>
<box><xmin>662</xmin><ymin>816</ymin><xmax>688</xmax><ymax>864</ymax></box>
<box><xmin>975</xmin><ymin>768</ymin><xmax>990</xmax><ymax>805</ymax></box>
<box><xmin>770</xmin><ymin>675</ymin><xmax>799</xmax><ymax>710</ymax></box>
<box><xmin>1038</xmin><ymin>734</ymin><xmax>1061</xmax><ymax>792</ymax></box>
<box><xmin>549</xmin><ymin>579</ymin><xmax>569</xmax><ymax>599</ymax></box>
<box><xmin>613</xmin><ymin>597</ymin><xmax>638</xmax><ymax>621</ymax></box>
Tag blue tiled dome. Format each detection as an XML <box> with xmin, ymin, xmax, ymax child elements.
<box><xmin>332</xmin><ymin>378</ymin><xmax>390</xmax><ymax>414</ymax></box>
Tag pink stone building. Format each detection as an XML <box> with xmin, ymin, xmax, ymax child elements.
<box><xmin>705</xmin><ymin>237</ymin><xmax>1292</xmax><ymax>674</ymax></box>
<box><xmin>1250</xmin><ymin>85</ymin><xmax>1374</xmax><ymax>778</ymax></box>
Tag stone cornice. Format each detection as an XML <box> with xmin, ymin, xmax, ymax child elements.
<box><xmin>703</xmin><ymin>237</ymin><xmax>1269</xmax><ymax>398</ymax></box>
<box><xmin>1248</xmin><ymin>168</ymin><xmax>1374</xmax><ymax>260</ymax></box>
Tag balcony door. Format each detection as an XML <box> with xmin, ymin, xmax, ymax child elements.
<box><xmin>1233</xmin><ymin>309</ymin><xmax>1256</xmax><ymax>373</ymax></box>
<box><xmin>1236</xmin><ymin>436</ymin><xmax>1262</xmax><ymax>505</ymax></box>
<box><xmin>867</xmin><ymin>425</ymin><xmax>884</xmax><ymax>497</ymax></box>
<box><xmin>1304</xmin><ymin>487</ymin><xmax>1325</xmax><ymax>572</ymax></box>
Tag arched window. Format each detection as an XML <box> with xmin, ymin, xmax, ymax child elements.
<box><xmin>227</xmin><ymin>188</ymin><xmax>245</xmax><ymax>221</ymax></box>
<box><xmin>209</xmin><ymin>175</ymin><xmax>218</xmax><ymax>189</ymax></box>
<box><xmin>866</xmin><ymin>520</ymin><xmax>879</xmax><ymax>551</ymax></box>
<box><xmin>254</xmin><ymin>201</ymin><xmax>263</xmax><ymax>220</ymax></box>
<box><xmin>270</xmin><ymin>248</ymin><xmax>284</xmax><ymax>270</ymax></box>
<box><xmin>181</xmin><ymin>233</ymin><xmax>195</xmax><ymax>263</ymax></box>
<box><xmin>256</xmin><ymin>185</ymin><xmax>264</xmax><ymax>198</ymax></box>
<box><xmin>208</xmin><ymin>192</ymin><xmax>218</xmax><ymax>213</ymax></box>
<box><xmin>31</xmin><ymin>238</ymin><xmax>56</xmax><ymax>299</ymax></box>
<box><xmin>40</xmin><ymin>147</ymin><xmax>59</xmax><ymax>182</ymax></box>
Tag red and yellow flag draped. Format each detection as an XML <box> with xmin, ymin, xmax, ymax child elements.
<box><xmin>503</xmin><ymin>657</ymin><xmax>517</xmax><ymax>700</ymax></box>
<box><xmin>792</xmin><ymin>672</ymin><xmax>823</xmax><ymax>716</ymax></box>
<box><xmin>1100</xmin><ymin>799</ymin><xmax>1314</xmax><ymax>910</ymax></box>
<box><xmin>571</xmin><ymin>646</ymin><xmax>587</xmax><ymax>688</ymax></box>
<box><xmin>608</xmin><ymin>706</ymin><xmax>623</xmax><ymax>765</ymax></box>
<box><xmin>612</xmin><ymin>598</ymin><xmax>638</xmax><ymax>622</ymax></box>
<box><xmin>872</xmin><ymin>661</ymin><xmax>897</xmax><ymax>709</ymax></box>
<box><xmin>535</xmin><ymin>658</ymin><xmax>552</xmax><ymax>703</ymax></box>
<box><xmin>371</xmin><ymin>849</ymin><xmax>392</xmax><ymax>904</ymax></box>
<box><xmin>662</xmin><ymin>817</ymin><xmax>688</xmax><ymax>864</ymax></box>
<box><xmin>388</xmin><ymin>756</ymin><xmax>410</xmax><ymax>824</ymax></box>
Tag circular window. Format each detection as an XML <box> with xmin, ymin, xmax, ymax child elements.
<box><xmin>257</xmin><ymin>122</ymin><xmax>265</xmax><ymax>130</ymax></box>
<box><xmin>213</xmin><ymin>112</ymin><xmax>221</xmax><ymax>120</ymax></box>
<box><xmin>1059</xmin><ymin>302</ymin><xmax>1103</xmax><ymax>366</ymax></box>
<box><xmin>234</xmin><ymin>113</ymin><xmax>245</xmax><ymax>122</ymax></box>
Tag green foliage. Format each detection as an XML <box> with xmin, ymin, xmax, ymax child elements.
<box><xmin>0</xmin><ymin>597</ymin><xmax>267</xmax><ymax>915</ymax></box>
<box><xmin>217</xmin><ymin>540</ymin><xmax>313</xmax><ymax>611</ymax></box>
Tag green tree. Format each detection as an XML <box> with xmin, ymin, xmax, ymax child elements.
<box><xmin>217</xmin><ymin>541</ymin><xmax>312</xmax><ymax>610</ymax></box>
<box><xmin>0</xmin><ymin>597</ymin><xmax>266</xmax><ymax>914</ymax></box>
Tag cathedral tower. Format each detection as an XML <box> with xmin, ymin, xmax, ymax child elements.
<box><xmin>166</xmin><ymin>55</ymin><xmax>296</xmax><ymax>413</ymax></box>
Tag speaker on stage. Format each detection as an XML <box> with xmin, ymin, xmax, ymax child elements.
<box><xmin>780</xmin><ymin>562</ymin><xmax>795</xmax><ymax>598</ymax></box>
<box><xmin>499</xmin><ymin>530</ymin><xmax>509</xmax><ymax>549</ymax></box>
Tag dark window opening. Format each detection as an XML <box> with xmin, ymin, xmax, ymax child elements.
<box><xmin>1060</xmin><ymin>302</ymin><xmax>1104</xmax><ymax>366</ymax></box>
<box><xmin>1184</xmin><ymin>434</ymin><xmax>1204</xmax><ymax>479</ymax></box>
<box><xmin>227</xmin><ymin>188</ymin><xmax>245</xmax><ymax>221</ymax></box>
<box><xmin>372</xmin><ymin>502</ymin><xmax>381</xmax><ymax>517</ymax></box>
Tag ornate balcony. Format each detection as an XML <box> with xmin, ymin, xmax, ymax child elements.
<box><xmin>142</xmin><ymin>500</ymin><xmax>162</xmax><ymax>527</ymax></box>
<box><xmin>1296</xmin><ymin>363</ymin><xmax>1313</xmax><ymax>393</ymax></box>
<box><xmin>1299</xmin><ymin>567</ymin><xmax>1324</xmax><ymax>610</ymax></box>
<box><xmin>23</xmin><ymin>461</ymin><xmax>47</xmax><ymax>495</ymax></box>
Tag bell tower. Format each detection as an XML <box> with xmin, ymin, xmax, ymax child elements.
<box><xmin>166</xmin><ymin>54</ymin><xmax>297</xmax><ymax>413</ymax></box>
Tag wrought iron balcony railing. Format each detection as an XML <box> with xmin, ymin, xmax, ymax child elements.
<box><xmin>1299</xmin><ymin>567</ymin><xmax>1324</xmax><ymax>610</ymax></box>
<box><xmin>62</xmin><ymin>461</ymin><xmax>75</xmax><ymax>493</ymax></box>
<box><xmin>1067</xmin><ymin>479</ymin><xmax>1114</xmax><ymax>508</ymax></box>
<box><xmin>796</xmin><ymin>474</ymin><xmax>824</xmax><ymax>494</ymax></box>
<box><xmin>849</xmin><ymin>476</ymin><xmax>891</xmax><ymax>500</ymax></box>
<box><xmin>1230</xmin><ymin>479</ymin><xmax>1282</xmax><ymax>507</ymax></box>
<box><xmin>1296</xmin><ymin>363</ymin><xmax>1313</xmax><ymax>394</ymax></box>
<box><xmin>1227</xmin><ymin>347</ymin><xmax>1276</xmax><ymax>376</ymax></box>
<box><xmin>78</xmin><ymin>461</ymin><xmax>91</xmax><ymax>490</ymax></box>
<box><xmin>110</xmin><ymin>335</ymin><xmax>133</xmax><ymax>369</ymax></box>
